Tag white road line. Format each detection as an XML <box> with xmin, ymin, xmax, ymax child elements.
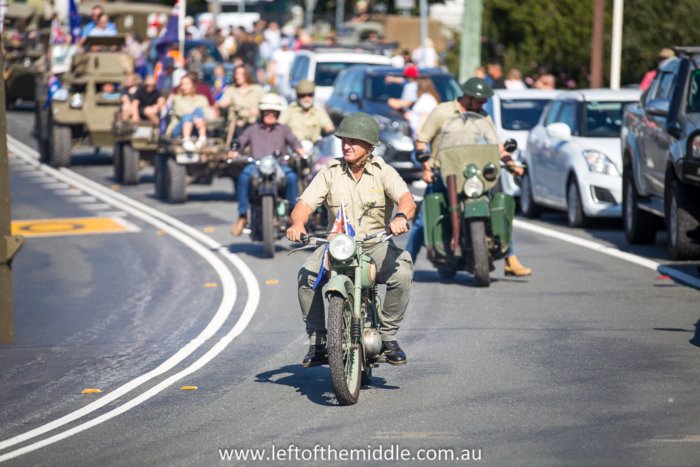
<box><xmin>0</xmin><ymin>137</ymin><xmax>260</xmax><ymax>461</ymax></box>
<box><xmin>79</xmin><ymin>203</ymin><xmax>114</xmax><ymax>211</ymax></box>
<box><xmin>64</xmin><ymin>196</ymin><xmax>99</xmax><ymax>204</ymax></box>
<box><xmin>513</xmin><ymin>219</ymin><xmax>700</xmax><ymax>289</ymax></box>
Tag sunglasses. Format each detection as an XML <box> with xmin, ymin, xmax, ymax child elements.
<box><xmin>297</xmin><ymin>93</ymin><xmax>313</xmax><ymax>98</ymax></box>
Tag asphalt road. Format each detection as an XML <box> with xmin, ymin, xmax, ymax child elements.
<box><xmin>2</xmin><ymin>109</ymin><xmax>700</xmax><ymax>466</ymax></box>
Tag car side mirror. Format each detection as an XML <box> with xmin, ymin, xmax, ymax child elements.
<box><xmin>646</xmin><ymin>98</ymin><xmax>669</xmax><ymax>117</ymax></box>
<box><xmin>503</xmin><ymin>138</ymin><xmax>518</xmax><ymax>152</ymax></box>
<box><xmin>349</xmin><ymin>92</ymin><xmax>363</xmax><ymax>108</ymax></box>
<box><xmin>546</xmin><ymin>122</ymin><xmax>572</xmax><ymax>141</ymax></box>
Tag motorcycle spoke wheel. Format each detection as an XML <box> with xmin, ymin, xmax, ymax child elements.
<box><xmin>327</xmin><ymin>293</ymin><xmax>361</xmax><ymax>405</ymax></box>
<box><xmin>469</xmin><ymin>219</ymin><xmax>490</xmax><ymax>287</ymax></box>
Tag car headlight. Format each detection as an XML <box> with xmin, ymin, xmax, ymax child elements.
<box><xmin>329</xmin><ymin>234</ymin><xmax>355</xmax><ymax>261</ymax></box>
<box><xmin>69</xmin><ymin>93</ymin><xmax>83</xmax><ymax>109</ymax></box>
<box><xmin>258</xmin><ymin>155</ymin><xmax>277</xmax><ymax>176</ymax></box>
<box><xmin>691</xmin><ymin>134</ymin><xmax>700</xmax><ymax>159</ymax></box>
<box><xmin>463</xmin><ymin>177</ymin><xmax>484</xmax><ymax>198</ymax></box>
<box><xmin>583</xmin><ymin>150</ymin><xmax>619</xmax><ymax>176</ymax></box>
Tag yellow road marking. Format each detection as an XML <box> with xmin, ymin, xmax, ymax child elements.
<box><xmin>11</xmin><ymin>217</ymin><xmax>138</xmax><ymax>238</ymax></box>
<box><xmin>203</xmin><ymin>282</ymin><xmax>218</xmax><ymax>288</ymax></box>
<box><xmin>265</xmin><ymin>279</ymin><xmax>279</xmax><ymax>285</ymax></box>
<box><xmin>81</xmin><ymin>388</ymin><xmax>103</xmax><ymax>394</ymax></box>
<box><xmin>110</xmin><ymin>184</ymin><xmax>120</xmax><ymax>190</ymax></box>
<box><xmin>156</xmin><ymin>229</ymin><xmax>166</xmax><ymax>236</ymax></box>
<box><xmin>180</xmin><ymin>386</ymin><xmax>198</xmax><ymax>391</ymax></box>
<box><xmin>203</xmin><ymin>226</ymin><xmax>216</xmax><ymax>233</ymax></box>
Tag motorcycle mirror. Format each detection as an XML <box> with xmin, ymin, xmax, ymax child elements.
<box><xmin>503</xmin><ymin>138</ymin><xmax>518</xmax><ymax>153</ymax></box>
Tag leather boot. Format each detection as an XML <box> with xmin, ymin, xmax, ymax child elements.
<box><xmin>504</xmin><ymin>255</ymin><xmax>532</xmax><ymax>277</ymax></box>
<box><xmin>230</xmin><ymin>217</ymin><xmax>247</xmax><ymax>237</ymax></box>
<box><xmin>302</xmin><ymin>345</ymin><xmax>328</xmax><ymax>367</ymax></box>
<box><xmin>381</xmin><ymin>340</ymin><xmax>407</xmax><ymax>366</ymax></box>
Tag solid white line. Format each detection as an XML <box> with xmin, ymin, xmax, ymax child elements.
<box><xmin>0</xmin><ymin>137</ymin><xmax>260</xmax><ymax>459</ymax></box>
<box><xmin>513</xmin><ymin>219</ymin><xmax>700</xmax><ymax>289</ymax></box>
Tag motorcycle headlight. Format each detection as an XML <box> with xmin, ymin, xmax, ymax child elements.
<box><xmin>69</xmin><ymin>93</ymin><xmax>83</xmax><ymax>109</ymax></box>
<box><xmin>463</xmin><ymin>163</ymin><xmax>479</xmax><ymax>179</ymax></box>
<box><xmin>328</xmin><ymin>234</ymin><xmax>355</xmax><ymax>261</ymax></box>
<box><xmin>463</xmin><ymin>177</ymin><xmax>484</xmax><ymax>198</ymax></box>
<box><xmin>583</xmin><ymin>150</ymin><xmax>619</xmax><ymax>176</ymax></box>
<box><xmin>258</xmin><ymin>155</ymin><xmax>277</xmax><ymax>176</ymax></box>
<box><xmin>482</xmin><ymin>162</ymin><xmax>498</xmax><ymax>181</ymax></box>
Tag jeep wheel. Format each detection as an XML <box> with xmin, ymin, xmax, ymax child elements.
<box><xmin>35</xmin><ymin>105</ymin><xmax>51</xmax><ymax>163</ymax></box>
<box><xmin>122</xmin><ymin>144</ymin><xmax>140</xmax><ymax>185</ymax></box>
<box><xmin>165</xmin><ymin>157</ymin><xmax>186</xmax><ymax>204</ymax></box>
<box><xmin>666</xmin><ymin>178</ymin><xmax>700</xmax><ymax>260</ymax></box>
<box><xmin>50</xmin><ymin>125</ymin><xmax>72</xmax><ymax>168</ymax></box>
<box><xmin>519</xmin><ymin>172</ymin><xmax>541</xmax><ymax>218</ymax></box>
<box><xmin>153</xmin><ymin>154</ymin><xmax>167</xmax><ymax>199</ymax></box>
<box><xmin>622</xmin><ymin>167</ymin><xmax>657</xmax><ymax>244</ymax></box>
<box><xmin>113</xmin><ymin>142</ymin><xmax>124</xmax><ymax>182</ymax></box>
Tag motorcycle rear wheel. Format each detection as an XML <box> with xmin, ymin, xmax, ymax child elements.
<box><xmin>261</xmin><ymin>195</ymin><xmax>275</xmax><ymax>258</ymax></box>
<box><xmin>469</xmin><ymin>219</ymin><xmax>491</xmax><ymax>287</ymax></box>
<box><xmin>327</xmin><ymin>293</ymin><xmax>361</xmax><ymax>405</ymax></box>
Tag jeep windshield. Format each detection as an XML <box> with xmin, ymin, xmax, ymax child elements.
<box><xmin>364</xmin><ymin>74</ymin><xmax>462</xmax><ymax>102</ymax></box>
<box><xmin>582</xmin><ymin>101</ymin><xmax>635</xmax><ymax>137</ymax></box>
<box><xmin>500</xmin><ymin>99</ymin><xmax>550</xmax><ymax>131</ymax></box>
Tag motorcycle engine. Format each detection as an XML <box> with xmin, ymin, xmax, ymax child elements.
<box><xmin>363</xmin><ymin>328</ymin><xmax>383</xmax><ymax>357</ymax></box>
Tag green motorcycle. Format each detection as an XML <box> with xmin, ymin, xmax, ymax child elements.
<box><xmin>418</xmin><ymin>113</ymin><xmax>517</xmax><ymax>286</ymax></box>
<box><xmin>294</xmin><ymin>231</ymin><xmax>395</xmax><ymax>405</ymax></box>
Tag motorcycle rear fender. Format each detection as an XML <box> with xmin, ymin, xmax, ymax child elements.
<box><xmin>463</xmin><ymin>197</ymin><xmax>490</xmax><ymax>218</ymax></box>
<box><xmin>322</xmin><ymin>274</ymin><xmax>354</xmax><ymax>301</ymax></box>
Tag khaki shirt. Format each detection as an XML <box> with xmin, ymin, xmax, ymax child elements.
<box><xmin>166</xmin><ymin>94</ymin><xmax>210</xmax><ymax>136</ymax></box>
<box><xmin>279</xmin><ymin>103</ymin><xmax>334</xmax><ymax>142</ymax></box>
<box><xmin>417</xmin><ymin>101</ymin><xmax>497</xmax><ymax>168</ymax></box>
<box><xmin>300</xmin><ymin>156</ymin><xmax>410</xmax><ymax>238</ymax></box>
<box><xmin>221</xmin><ymin>83</ymin><xmax>264</xmax><ymax>124</ymax></box>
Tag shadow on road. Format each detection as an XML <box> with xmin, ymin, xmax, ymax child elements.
<box><xmin>255</xmin><ymin>364</ymin><xmax>399</xmax><ymax>406</ymax></box>
<box><xmin>412</xmin><ymin>269</ymin><xmax>527</xmax><ymax>287</ymax></box>
<box><xmin>653</xmin><ymin>318</ymin><xmax>700</xmax><ymax>349</ymax></box>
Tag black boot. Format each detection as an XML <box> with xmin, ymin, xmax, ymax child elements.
<box><xmin>302</xmin><ymin>345</ymin><xmax>328</xmax><ymax>368</ymax></box>
<box><xmin>382</xmin><ymin>340</ymin><xmax>407</xmax><ymax>366</ymax></box>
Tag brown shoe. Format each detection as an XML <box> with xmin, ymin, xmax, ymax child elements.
<box><xmin>504</xmin><ymin>255</ymin><xmax>532</xmax><ymax>277</ymax></box>
<box><xmin>230</xmin><ymin>217</ymin><xmax>247</xmax><ymax>237</ymax></box>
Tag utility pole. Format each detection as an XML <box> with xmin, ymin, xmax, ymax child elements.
<box><xmin>590</xmin><ymin>0</ymin><xmax>605</xmax><ymax>88</ymax></box>
<box><xmin>335</xmin><ymin>0</ymin><xmax>345</xmax><ymax>33</ymax></box>
<box><xmin>0</xmin><ymin>0</ymin><xmax>24</xmax><ymax>345</ymax></box>
<box><xmin>419</xmin><ymin>0</ymin><xmax>428</xmax><ymax>50</ymax></box>
<box><xmin>459</xmin><ymin>0</ymin><xmax>482</xmax><ymax>83</ymax></box>
<box><xmin>610</xmin><ymin>0</ymin><xmax>624</xmax><ymax>89</ymax></box>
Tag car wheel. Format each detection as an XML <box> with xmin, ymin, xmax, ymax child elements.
<box><xmin>622</xmin><ymin>166</ymin><xmax>657</xmax><ymax>244</ymax></box>
<box><xmin>566</xmin><ymin>178</ymin><xmax>588</xmax><ymax>228</ymax></box>
<box><xmin>666</xmin><ymin>177</ymin><xmax>700</xmax><ymax>260</ymax></box>
<box><xmin>519</xmin><ymin>172</ymin><xmax>541</xmax><ymax>218</ymax></box>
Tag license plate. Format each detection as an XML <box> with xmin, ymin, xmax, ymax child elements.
<box><xmin>176</xmin><ymin>153</ymin><xmax>200</xmax><ymax>164</ymax></box>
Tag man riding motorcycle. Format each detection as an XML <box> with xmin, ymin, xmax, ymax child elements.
<box><xmin>279</xmin><ymin>80</ymin><xmax>335</xmax><ymax>143</ymax></box>
<box><xmin>286</xmin><ymin>112</ymin><xmax>416</xmax><ymax>367</ymax></box>
<box><xmin>408</xmin><ymin>77</ymin><xmax>532</xmax><ymax>276</ymax></box>
<box><xmin>229</xmin><ymin>93</ymin><xmax>306</xmax><ymax>236</ymax></box>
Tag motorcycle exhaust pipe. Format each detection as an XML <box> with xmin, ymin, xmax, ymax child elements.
<box><xmin>446</xmin><ymin>174</ymin><xmax>461</xmax><ymax>256</ymax></box>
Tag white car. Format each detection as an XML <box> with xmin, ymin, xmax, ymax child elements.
<box><xmin>520</xmin><ymin>88</ymin><xmax>641</xmax><ymax>227</ymax></box>
<box><xmin>491</xmin><ymin>89</ymin><xmax>557</xmax><ymax>196</ymax></box>
<box><xmin>285</xmin><ymin>48</ymin><xmax>393</xmax><ymax>107</ymax></box>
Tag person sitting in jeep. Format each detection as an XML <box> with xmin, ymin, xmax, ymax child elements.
<box><xmin>168</xmin><ymin>74</ymin><xmax>211</xmax><ymax>152</ymax></box>
<box><xmin>132</xmin><ymin>75</ymin><xmax>164</xmax><ymax>126</ymax></box>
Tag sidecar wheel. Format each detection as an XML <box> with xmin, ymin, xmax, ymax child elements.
<box><xmin>328</xmin><ymin>293</ymin><xmax>361</xmax><ymax>405</ymax></box>
<box><xmin>469</xmin><ymin>219</ymin><xmax>490</xmax><ymax>287</ymax></box>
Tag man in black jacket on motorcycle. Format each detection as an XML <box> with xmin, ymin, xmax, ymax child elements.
<box><xmin>286</xmin><ymin>112</ymin><xmax>416</xmax><ymax>367</ymax></box>
<box><xmin>407</xmin><ymin>77</ymin><xmax>532</xmax><ymax>277</ymax></box>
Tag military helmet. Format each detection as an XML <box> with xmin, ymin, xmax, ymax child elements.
<box><xmin>461</xmin><ymin>77</ymin><xmax>494</xmax><ymax>98</ymax></box>
<box><xmin>259</xmin><ymin>92</ymin><xmax>284</xmax><ymax>112</ymax></box>
<box><xmin>295</xmin><ymin>80</ymin><xmax>316</xmax><ymax>95</ymax></box>
<box><xmin>335</xmin><ymin>112</ymin><xmax>380</xmax><ymax>146</ymax></box>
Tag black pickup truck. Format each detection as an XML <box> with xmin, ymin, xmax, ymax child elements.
<box><xmin>621</xmin><ymin>47</ymin><xmax>700</xmax><ymax>259</ymax></box>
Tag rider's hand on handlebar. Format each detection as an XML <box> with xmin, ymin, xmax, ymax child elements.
<box><xmin>286</xmin><ymin>222</ymin><xmax>308</xmax><ymax>243</ymax></box>
<box><xmin>507</xmin><ymin>162</ymin><xmax>525</xmax><ymax>177</ymax></box>
<box><xmin>422</xmin><ymin>167</ymin><xmax>435</xmax><ymax>183</ymax></box>
<box><xmin>389</xmin><ymin>216</ymin><xmax>410</xmax><ymax>236</ymax></box>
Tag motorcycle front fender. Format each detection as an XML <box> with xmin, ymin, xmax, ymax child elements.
<box><xmin>463</xmin><ymin>197</ymin><xmax>491</xmax><ymax>219</ymax></box>
<box><xmin>322</xmin><ymin>274</ymin><xmax>354</xmax><ymax>302</ymax></box>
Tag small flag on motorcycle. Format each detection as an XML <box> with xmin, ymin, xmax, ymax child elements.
<box><xmin>313</xmin><ymin>204</ymin><xmax>355</xmax><ymax>289</ymax></box>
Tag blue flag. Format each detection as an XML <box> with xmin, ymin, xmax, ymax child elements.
<box><xmin>68</xmin><ymin>0</ymin><xmax>81</xmax><ymax>44</ymax></box>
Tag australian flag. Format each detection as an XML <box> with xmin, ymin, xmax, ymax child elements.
<box><xmin>44</xmin><ymin>75</ymin><xmax>62</xmax><ymax>109</ymax></box>
<box><xmin>68</xmin><ymin>0</ymin><xmax>81</xmax><ymax>44</ymax></box>
<box><xmin>313</xmin><ymin>204</ymin><xmax>355</xmax><ymax>289</ymax></box>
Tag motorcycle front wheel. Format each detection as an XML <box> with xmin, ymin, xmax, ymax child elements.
<box><xmin>327</xmin><ymin>292</ymin><xmax>361</xmax><ymax>405</ymax></box>
<box><xmin>469</xmin><ymin>219</ymin><xmax>491</xmax><ymax>287</ymax></box>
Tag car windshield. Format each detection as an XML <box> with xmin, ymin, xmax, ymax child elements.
<box><xmin>583</xmin><ymin>101</ymin><xmax>632</xmax><ymax>137</ymax></box>
<box><xmin>499</xmin><ymin>99</ymin><xmax>550</xmax><ymax>131</ymax></box>
<box><xmin>686</xmin><ymin>69</ymin><xmax>700</xmax><ymax>113</ymax></box>
<box><xmin>315</xmin><ymin>62</ymin><xmax>378</xmax><ymax>87</ymax></box>
<box><xmin>364</xmin><ymin>74</ymin><xmax>461</xmax><ymax>102</ymax></box>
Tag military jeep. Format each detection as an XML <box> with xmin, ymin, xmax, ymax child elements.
<box><xmin>112</xmin><ymin>118</ymin><xmax>160</xmax><ymax>185</ymax></box>
<box><xmin>35</xmin><ymin>35</ymin><xmax>133</xmax><ymax>167</ymax></box>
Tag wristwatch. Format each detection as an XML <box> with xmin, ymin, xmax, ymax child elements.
<box><xmin>393</xmin><ymin>211</ymin><xmax>408</xmax><ymax>221</ymax></box>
